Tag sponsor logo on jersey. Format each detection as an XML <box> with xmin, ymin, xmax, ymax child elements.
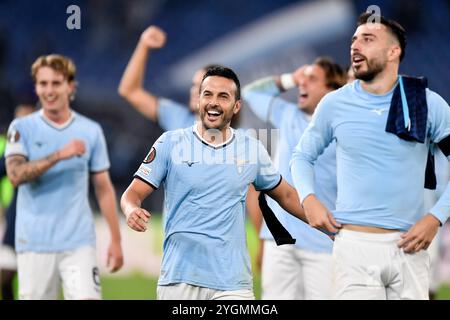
<box><xmin>182</xmin><ymin>160</ymin><xmax>199</xmax><ymax>167</ymax></box>
<box><xmin>370</xmin><ymin>108</ymin><xmax>388</xmax><ymax>115</ymax></box>
<box><xmin>138</xmin><ymin>165</ymin><xmax>151</xmax><ymax>176</ymax></box>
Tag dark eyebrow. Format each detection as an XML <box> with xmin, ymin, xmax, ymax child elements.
<box><xmin>352</xmin><ymin>32</ymin><xmax>377</xmax><ymax>42</ymax></box>
<box><xmin>361</xmin><ymin>33</ymin><xmax>377</xmax><ymax>38</ymax></box>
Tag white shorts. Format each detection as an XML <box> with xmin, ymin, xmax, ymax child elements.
<box><xmin>17</xmin><ymin>246</ymin><xmax>101</xmax><ymax>300</ymax></box>
<box><xmin>261</xmin><ymin>239</ymin><xmax>332</xmax><ymax>300</ymax></box>
<box><xmin>157</xmin><ymin>283</ymin><xmax>255</xmax><ymax>300</ymax></box>
<box><xmin>0</xmin><ymin>244</ymin><xmax>17</xmax><ymax>270</ymax></box>
<box><xmin>332</xmin><ymin>229</ymin><xmax>430</xmax><ymax>300</ymax></box>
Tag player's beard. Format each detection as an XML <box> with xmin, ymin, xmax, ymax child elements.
<box><xmin>354</xmin><ymin>56</ymin><xmax>386</xmax><ymax>82</ymax></box>
<box><xmin>200</xmin><ymin>106</ymin><xmax>233</xmax><ymax>131</ymax></box>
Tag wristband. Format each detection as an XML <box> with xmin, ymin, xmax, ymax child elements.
<box><xmin>280</xmin><ymin>73</ymin><xmax>296</xmax><ymax>91</ymax></box>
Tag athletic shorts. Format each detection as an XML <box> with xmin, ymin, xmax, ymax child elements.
<box><xmin>332</xmin><ymin>229</ymin><xmax>430</xmax><ymax>300</ymax></box>
<box><xmin>157</xmin><ymin>283</ymin><xmax>255</xmax><ymax>300</ymax></box>
<box><xmin>17</xmin><ymin>245</ymin><xmax>101</xmax><ymax>300</ymax></box>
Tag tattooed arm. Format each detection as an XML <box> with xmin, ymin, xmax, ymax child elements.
<box><xmin>6</xmin><ymin>139</ymin><xmax>85</xmax><ymax>187</ymax></box>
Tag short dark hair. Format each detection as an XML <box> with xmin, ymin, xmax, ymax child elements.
<box><xmin>313</xmin><ymin>57</ymin><xmax>347</xmax><ymax>90</ymax></box>
<box><xmin>201</xmin><ymin>64</ymin><xmax>222</xmax><ymax>71</ymax></box>
<box><xmin>201</xmin><ymin>65</ymin><xmax>241</xmax><ymax>100</ymax></box>
<box><xmin>357</xmin><ymin>12</ymin><xmax>407</xmax><ymax>61</ymax></box>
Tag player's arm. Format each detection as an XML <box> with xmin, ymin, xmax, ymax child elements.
<box><xmin>242</xmin><ymin>65</ymin><xmax>307</xmax><ymax>125</ymax></box>
<box><xmin>120</xmin><ymin>178</ymin><xmax>154</xmax><ymax>232</ymax></box>
<box><xmin>6</xmin><ymin>139</ymin><xmax>85</xmax><ymax>187</ymax></box>
<box><xmin>399</xmin><ymin>91</ymin><xmax>450</xmax><ymax>253</ymax></box>
<box><xmin>118</xmin><ymin>25</ymin><xmax>167</xmax><ymax>122</ymax></box>
<box><xmin>243</xmin><ymin>65</ymin><xmax>306</xmax><ymax>96</ymax></box>
<box><xmin>122</xmin><ymin>131</ymin><xmax>169</xmax><ymax>232</ymax></box>
<box><xmin>91</xmin><ymin>171</ymin><xmax>123</xmax><ymax>272</ymax></box>
<box><xmin>265</xmin><ymin>178</ymin><xmax>307</xmax><ymax>223</ymax></box>
<box><xmin>290</xmin><ymin>95</ymin><xmax>340</xmax><ymax>234</ymax></box>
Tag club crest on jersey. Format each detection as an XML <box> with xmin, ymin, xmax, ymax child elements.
<box><xmin>7</xmin><ymin>128</ymin><xmax>20</xmax><ymax>143</ymax></box>
<box><xmin>235</xmin><ymin>158</ymin><xmax>249</xmax><ymax>174</ymax></box>
<box><xmin>143</xmin><ymin>147</ymin><xmax>156</xmax><ymax>164</ymax></box>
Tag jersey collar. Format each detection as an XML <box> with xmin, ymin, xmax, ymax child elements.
<box><xmin>39</xmin><ymin>109</ymin><xmax>76</xmax><ymax>130</ymax></box>
<box><xmin>193</xmin><ymin>123</ymin><xmax>235</xmax><ymax>149</ymax></box>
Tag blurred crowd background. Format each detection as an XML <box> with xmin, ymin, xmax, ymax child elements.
<box><xmin>0</xmin><ymin>0</ymin><xmax>449</xmax><ymax>212</ymax></box>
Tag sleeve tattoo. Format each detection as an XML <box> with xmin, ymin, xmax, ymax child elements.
<box><xmin>6</xmin><ymin>153</ymin><xmax>59</xmax><ymax>186</ymax></box>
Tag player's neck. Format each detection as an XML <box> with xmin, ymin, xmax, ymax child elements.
<box><xmin>197</xmin><ymin>122</ymin><xmax>232</xmax><ymax>146</ymax></box>
<box><xmin>360</xmin><ymin>66</ymin><xmax>398</xmax><ymax>95</ymax></box>
<box><xmin>42</xmin><ymin>105</ymin><xmax>72</xmax><ymax>125</ymax></box>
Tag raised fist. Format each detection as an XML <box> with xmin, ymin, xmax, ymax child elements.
<box><xmin>140</xmin><ymin>25</ymin><xmax>167</xmax><ymax>49</ymax></box>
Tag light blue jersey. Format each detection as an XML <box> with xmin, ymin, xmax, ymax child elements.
<box><xmin>243</xmin><ymin>78</ymin><xmax>335</xmax><ymax>252</ymax></box>
<box><xmin>291</xmin><ymin>80</ymin><xmax>450</xmax><ymax>230</ymax></box>
<box><xmin>134</xmin><ymin>125</ymin><xmax>281</xmax><ymax>291</ymax></box>
<box><xmin>157</xmin><ymin>98</ymin><xmax>196</xmax><ymax>131</ymax></box>
<box><xmin>5</xmin><ymin>110</ymin><xmax>110</xmax><ymax>252</ymax></box>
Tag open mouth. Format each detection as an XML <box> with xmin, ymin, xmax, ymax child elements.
<box><xmin>44</xmin><ymin>96</ymin><xmax>57</xmax><ymax>104</ymax></box>
<box><xmin>299</xmin><ymin>93</ymin><xmax>308</xmax><ymax>102</ymax></box>
<box><xmin>352</xmin><ymin>55</ymin><xmax>365</xmax><ymax>67</ymax></box>
<box><xmin>206</xmin><ymin>109</ymin><xmax>223</xmax><ymax>121</ymax></box>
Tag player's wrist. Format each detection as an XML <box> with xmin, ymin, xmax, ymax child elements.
<box><xmin>280</xmin><ymin>73</ymin><xmax>296</xmax><ymax>91</ymax></box>
<box><xmin>302</xmin><ymin>193</ymin><xmax>317</xmax><ymax>209</ymax></box>
<box><xmin>426</xmin><ymin>213</ymin><xmax>442</xmax><ymax>227</ymax></box>
<box><xmin>137</xmin><ymin>39</ymin><xmax>152</xmax><ymax>51</ymax></box>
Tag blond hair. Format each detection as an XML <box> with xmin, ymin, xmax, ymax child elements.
<box><xmin>31</xmin><ymin>54</ymin><xmax>76</xmax><ymax>83</ymax></box>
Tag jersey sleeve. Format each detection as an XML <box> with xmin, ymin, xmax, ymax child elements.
<box><xmin>427</xmin><ymin>90</ymin><xmax>450</xmax><ymax>143</ymax></box>
<box><xmin>157</xmin><ymin>98</ymin><xmax>196</xmax><ymax>131</ymax></box>
<box><xmin>89</xmin><ymin>124</ymin><xmax>110</xmax><ymax>173</ymax></box>
<box><xmin>290</xmin><ymin>94</ymin><xmax>334</xmax><ymax>203</ymax></box>
<box><xmin>133</xmin><ymin>131</ymin><xmax>172</xmax><ymax>189</ymax></box>
<box><xmin>242</xmin><ymin>77</ymin><xmax>293</xmax><ymax>128</ymax></box>
<box><xmin>426</xmin><ymin>90</ymin><xmax>450</xmax><ymax>224</ymax></box>
<box><xmin>253</xmin><ymin>140</ymin><xmax>282</xmax><ymax>191</ymax></box>
<box><xmin>4</xmin><ymin>119</ymin><xmax>28</xmax><ymax>158</ymax></box>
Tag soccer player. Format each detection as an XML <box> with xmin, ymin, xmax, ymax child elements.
<box><xmin>242</xmin><ymin>58</ymin><xmax>346</xmax><ymax>299</ymax></box>
<box><xmin>0</xmin><ymin>104</ymin><xmax>36</xmax><ymax>300</ymax></box>
<box><xmin>291</xmin><ymin>13</ymin><xmax>450</xmax><ymax>299</ymax></box>
<box><xmin>118</xmin><ymin>25</ymin><xmax>263</xmax><ymax>267</ymax></box>
<box><xmin>4</xmin><ymin>54</ymin><xmax>124</xmax><ymax>299</ymax></box>
<box><xmin>121</xmin><ymin>66</ymin><xmax>307</xmax><ymax>300</ymax></box>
